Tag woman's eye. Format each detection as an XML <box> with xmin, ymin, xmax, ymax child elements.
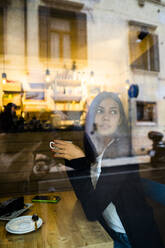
<box><xmin>110</xmin><ymin>110</ymin><xmax>117</xmax><ymax>115</ymax></box>
<box><xmin>96</xmin><ymin>108</ymin><xmax>104</xmax><ymax>114</ymax></box>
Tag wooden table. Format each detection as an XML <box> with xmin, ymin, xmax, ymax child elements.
<box><xmin>0</xmin><ymin>191</ymin><xmax>113</xmax><ymax>248</ymax></box>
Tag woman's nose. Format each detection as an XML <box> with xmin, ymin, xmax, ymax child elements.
<box><xmin>102</xmin><ymin>113</ymin><xmax>110</xmax><ymax>121</ymax></box>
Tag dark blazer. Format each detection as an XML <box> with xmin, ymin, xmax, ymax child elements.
<box><xmin>65</xmin><ymin>157</ymin><xmax>164</xmax><ymax>248</ymax></box>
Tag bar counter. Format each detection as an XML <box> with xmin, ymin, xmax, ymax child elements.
<box><xmin>0</xmin><ymin>191</ymin><xmax>113</xmax><ymax>248</ymax></box>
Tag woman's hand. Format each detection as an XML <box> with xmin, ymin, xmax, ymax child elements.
<box><xmin>51</xmin><ymin>140</ymin><xmax>85</xmax><ymax>160</ymax></box>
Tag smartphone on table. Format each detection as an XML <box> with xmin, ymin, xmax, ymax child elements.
<box><xmin>32</xmin><ymin>195</ymin><xmax>60</xmax><ymax>203</ymax></box>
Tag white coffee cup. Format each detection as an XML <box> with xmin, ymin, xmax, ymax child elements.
<box><xmin>49</xmin><ymin>141</ymin><xmax>56</xmax><ymax>150</ymax></box>
<box><xmin>49</xmin><ymin>140</ymin><xmax>72</xmax><ymax>150</ymax></box>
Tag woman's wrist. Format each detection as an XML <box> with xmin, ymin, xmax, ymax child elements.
<box><xmin>65</xmin><ymin>156</ymin><xmax>90</xmax><ymax>170</ymax></box>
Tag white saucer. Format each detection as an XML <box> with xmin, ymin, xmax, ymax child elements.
<box><xmin>5</xmin><ymin>215</ymin><xmax>43</xmax><ymax>234</ymax></box>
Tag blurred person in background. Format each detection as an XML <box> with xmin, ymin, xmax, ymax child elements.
<box><xmin>0</xmin><ymin>103</ymin><xmax>18</xmax><ymax>133</ymax></box>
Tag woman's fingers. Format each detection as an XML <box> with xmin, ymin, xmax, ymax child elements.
<box><xmin>54</xmin><ymin>140</ymin><xmax>71</xmax><ymax>145</ymax></box>
<box><xmin>53</xmin><ymin>150</ymin><xmax>70</xmax><ymax>160</ymax></box>
<box><xmin>50</xmin><ymin>140</ymin><xmax>85</xmax><ymax>160</ymax></box>
<box><xmin>53</xmin><ymin>140</ymin><xmax>72</xmax><ymax>149</ymax></box>
<box><xmin>53</xmin><ymin>139</ymin><xmax>66</xmax><ymax>143</ymax></box>
<box><xmin>53</xmin><ymin>152</ymin><xmax>65</xmax><ymax>157</ymax></box>
<box><xmin>53</xmin><ymin>143</ymin><xmax>67</xmax><ymax>149</ymax></box>
<box><xmin>51</xmin><ymin>147</ymin><xmax>65</xmax><ymax>155</ymax></box>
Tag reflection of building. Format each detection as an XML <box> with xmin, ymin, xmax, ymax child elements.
<box><xmin>39</xmin><ymin>5</ymin><xmax>87</xmax><ymax>67</ymax></box>
<box><xmin>129</xmin><ymin>21</ymin><xmax>159</xmax><ymax>72</ymax></box>
<box><xmin>0</xmin><ymin>0</ymin><xmax>165</xmax><ymax>153</ymax></box>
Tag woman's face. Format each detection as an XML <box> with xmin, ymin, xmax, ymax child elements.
<box><xmin>94</xmin><ymin>98</ymin><xmax>120</xmax><ymax>136</ymax></box>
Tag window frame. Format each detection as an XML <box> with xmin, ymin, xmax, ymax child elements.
<box><xmin>50</xmin><ymin>18</ymin><xmax>72</xmax><ymax>60</ymax></box>
<box><xmin>136</xmin><ymin>100</ymin><xmax>157</xmax><ymax>126</ymax></box>
<box><xmin>128</xmin><ymin>22</ymin><xmax>160</xmax><ymax>72</ymax></box>
<box><xmin>39</xmin><ymin>6</ymin><xmax>87</xmax><ymax>66</ymax></box>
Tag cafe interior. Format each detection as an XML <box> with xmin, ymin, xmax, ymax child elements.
<box><xmin>0</xmin><ymin>0</ymin><xmax>165</xmax><ymax>247</ymax></box>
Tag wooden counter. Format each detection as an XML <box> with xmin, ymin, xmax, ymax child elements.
<box><xmin>0</xmin><ymin>191</ymin><xmax>113</xmax><ymax>248</ymax></box>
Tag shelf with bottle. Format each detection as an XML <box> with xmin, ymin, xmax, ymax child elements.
<box><xmin>54</xmin><ymin>101</ymin><xmax>85</xmax><ymax>111</ymax></box>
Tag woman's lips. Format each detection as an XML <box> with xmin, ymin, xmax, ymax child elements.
<box><xmin>99</xmin><ymin>123</ymin><xmax>111</xmax><ymax>129</ymax></box>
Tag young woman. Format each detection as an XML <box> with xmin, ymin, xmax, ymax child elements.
<box><xmin>51</xmin><ymin>92</ymin><xmax>164</xmax><ymax>248</ymax></box>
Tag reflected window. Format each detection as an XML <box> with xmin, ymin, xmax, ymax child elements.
<box><xmin>129</xmin><ymin>23</ymin><xmax>159</xmax><ymax>72</ymax></box>
<box><xmin>50</xmin><ymin>17</ymin><xmax>71</xmax><ymax>60</ymax></box>
<box><xmin>136</xmin><ymin>101</ymin><xmax>157</xmax><ymax>122</ymax></box>
<box><xmin>39</xmin><ymin>6</ymin><xmax>87</xmax><ymax>65</ymax></box>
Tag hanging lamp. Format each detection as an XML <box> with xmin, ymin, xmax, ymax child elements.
<box><xmin>2</xmin><ymin>72</ymin><xmax>7</xmax><ymax>84</ymax></box>
<box><xmin>45</xmin><ymin>68</ymin><xmax>50</xmax><ymax>83</ymax></box>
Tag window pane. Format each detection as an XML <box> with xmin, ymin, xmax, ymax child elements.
<box><xmin>51</xmin><ymin>32</ymin><xmax>60</xmax><ymax>59</ymax></box>
<box><xmin>2</xmin><ymin>3</ymin><xmax>165</xmax><ymax>248</ymax></box>
<box><xmin>129</xmin><ymin>26</ymin><xmax>159</xmax><ymax>71</ymax></box>
<box><xmin>136</xmin><ymin>101</ymin><xmax>157</xmax><ymax>122</ymax></box>
<box><xmin>63</xmin><ymin>34</ymin><xmax>71</xmax><ymax>59</ymax></box>
<box><xmin>51</xmin><ymin>18</ymin><xmax>70</xmax><ymax>32</ymax></box>
<box><xmin>149</xmin><ymin>35</ymin><xmax>160</xmax><ymax>72</ymax></box>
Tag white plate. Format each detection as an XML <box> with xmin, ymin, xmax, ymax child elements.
<box><xmin>5</xmin><ymin>215</ymin><xmax>43</xmax><ymax>234</ymax></box>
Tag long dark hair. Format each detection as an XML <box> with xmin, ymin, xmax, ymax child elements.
<box><xmin>84</xmin><ymin>92</ymin><xmax>131</xmax><ymax>162</ymax></box>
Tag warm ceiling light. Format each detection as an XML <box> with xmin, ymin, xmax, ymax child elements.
<box><xmin>45</xmin><ymin>69</ymin><xmax>50</xmax><ymax>83</ymax></box>
<box><xmin>2</xmin><ymin>72</ymin><xmax>7</xmax><ymax>84</ymax></box>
